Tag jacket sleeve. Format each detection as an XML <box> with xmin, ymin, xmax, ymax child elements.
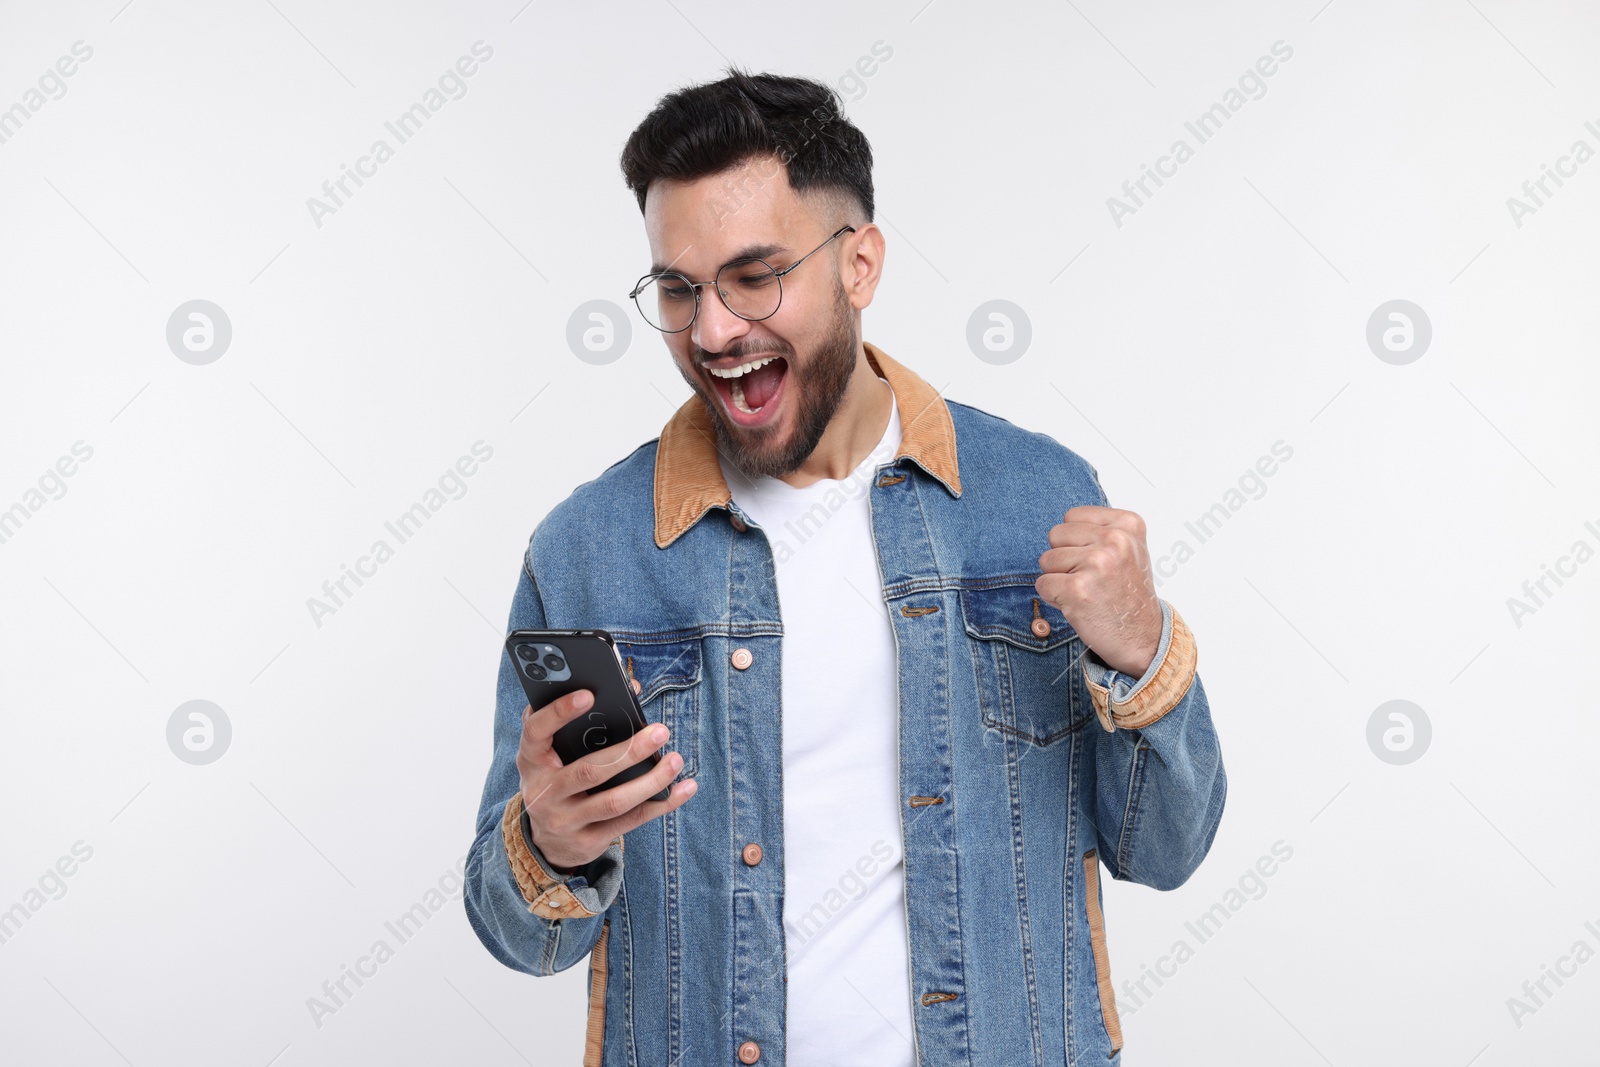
<box><xmin>1078</xmin><ymin>474</ymin><xmax>1227</xmax><ymax>891</ymax></box>
<box><xmin>463</xmin><ymin>543</ymin><xmax>625</xmax><ymax>975</ymax></box>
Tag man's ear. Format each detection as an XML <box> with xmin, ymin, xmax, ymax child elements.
<box><xmin>842</xmin><ymin>223</ymin><xmax>885</xmax><ymax>312</ymax></box>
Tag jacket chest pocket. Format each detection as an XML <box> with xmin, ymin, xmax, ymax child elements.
<box><xmin>614</xmin><ymin>634</ymin><xmax>704</xmax><ymax>780</ymax></box>
<box><xmin>960</xmin><ymin>582</ymin><xmax>1091</xmax><ymax>746</ymax></box>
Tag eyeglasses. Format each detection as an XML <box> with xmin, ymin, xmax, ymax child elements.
<box><xmin>628</xmin><ymin>225</ymin><xmax>856</xmax><ymax>334</ymax></box>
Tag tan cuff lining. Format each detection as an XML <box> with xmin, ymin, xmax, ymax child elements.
<box><xmin>501</xmin><ymin>792</ymin><xmax>598</xmax><ymax>920</ymax></box>
<box><xmin>1085</xmin><ymin>605</ymin><xmax>1198</xmax><ymax>732</ymax></box>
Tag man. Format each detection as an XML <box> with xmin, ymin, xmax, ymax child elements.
<box><xmin>465</xmin><ymin>68</ymin><xmax>1225</xmax><ymax>1067</ymax></box>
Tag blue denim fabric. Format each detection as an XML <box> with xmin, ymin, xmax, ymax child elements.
<box><xmin>465</xmin><ymin>380</ymin><xmax>1227</xmax><ymax>1066</ymax></box>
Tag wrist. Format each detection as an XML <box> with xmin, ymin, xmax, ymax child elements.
<box><xmin>1102</xmin><ymin>610</ymin><xmax>1162</xmax><ymax>676</ymax></box>
<box><xmin>520</xmin><ymin>805</ymin><xmax>582</xmax><ymax>876</ymax></box>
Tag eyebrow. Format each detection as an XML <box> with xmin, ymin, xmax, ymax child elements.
<box><xmin>649</xmin><ymin>241</ymin><xmax>790</xmax><ymax>277</ymax></box>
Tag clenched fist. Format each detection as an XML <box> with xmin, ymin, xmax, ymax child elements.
<box><xmin>1036</xmin><ymin>505</ymin><xmax>1162</xmax><ymax>678</ymax></box>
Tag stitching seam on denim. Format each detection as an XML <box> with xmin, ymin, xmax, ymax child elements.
<box><xmin>1117</xmin><ymin>745</ymin><xmax>1150</xmax><ymax>878</ymax></box>
<box><xmin>1006</xmin><ymin>712</ymin><xmax>1046</xmax><ymax>1064</ymax></box>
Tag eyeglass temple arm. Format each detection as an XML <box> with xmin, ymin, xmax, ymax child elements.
<box><xmin>630</xmin><ymin>224</ymin><xmax>856</xmax><ymax>296</ymax></box>
<box><xmin>772</xmin><ymin>224</ymin><xmax>857</xmax><ymax>279</ymax></box>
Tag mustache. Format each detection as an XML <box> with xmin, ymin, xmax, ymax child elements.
<box><xmin>693</xmin><ymin>344</ymin><xmax>792</xmax><ymax>367</ymax></box>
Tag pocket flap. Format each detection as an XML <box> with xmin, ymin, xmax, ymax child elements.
<box><xmin>612</xmin><ymin>635</ymin><xmax>703</xmax><ymax>704</ymax></box>
<box><xmin>959</xmin><ymin>582</ymin><xmax>1077</xmax><ymax>652</ymax></box>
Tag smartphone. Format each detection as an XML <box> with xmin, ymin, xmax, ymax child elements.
<box><xmin>505</xmin><ymin>629</ymin><xmax>670</xmax><ymax>802</ymax></box>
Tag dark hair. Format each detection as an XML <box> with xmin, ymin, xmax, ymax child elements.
<box><xmin>620</xmin><ymin>66</ymin><xmax>874</xmax><ymax>223</ymax></box>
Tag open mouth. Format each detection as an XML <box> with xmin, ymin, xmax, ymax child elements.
<box><xmin>705</xmin><ymin>354</ymin><xmax>789</xmax><ymax>427</ymax></box>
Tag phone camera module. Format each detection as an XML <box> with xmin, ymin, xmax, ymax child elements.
<box><xmin>514</xmin><ymin>641</ymin><xmax>572</xmax><ymax>682</ymax></box>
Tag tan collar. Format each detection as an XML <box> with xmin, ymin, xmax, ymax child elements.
<box><xmin>652</xmin><ymin>341</ymin><xmax>961</xmax><ymax>548</ymax></box>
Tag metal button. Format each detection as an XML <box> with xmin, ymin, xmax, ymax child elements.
<box><xmin>738</xmin><ymin>1040</ymin><xmax>761</xmax><ymax>1064</ymax></box>
<box><xmin>742</xmin><ymin>842</ymin><xmax>763</xmax><ymax>866</ymax></box>
<box><xmin>731</xmin><ymin>647</ymin><xmax>753</xmax><ymax>670</ymax></box>
<box><xmin>1031</xmin><ymin>617</ymin><xmax>1051</xmax><ymax>638</ymax></box>
<box><xmin>729</xmin><ymin>513</ymin><xmax>748</xmax><ymax>532</ymax></box>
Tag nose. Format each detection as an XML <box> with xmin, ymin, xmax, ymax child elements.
<box><xmin>691</xmin><ymin>282</ymin><xmax>752</xmax><ymax>354</ymax></box>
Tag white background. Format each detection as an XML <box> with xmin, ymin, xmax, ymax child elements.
<box><xmin>1</xmin><ymin>0</ymin><xmax>1597</xmax><ymax>1064</ymax></box>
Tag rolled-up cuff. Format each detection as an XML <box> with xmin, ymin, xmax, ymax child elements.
<box><xmin>500</xmin><ymin>792</ymin><xmax>623</xmax><ymax>920</ymax></box>
<box><xmin>1082</xmin><ymin>600</ymin><xmax>1197</xmax><ymax>733</ymax></box>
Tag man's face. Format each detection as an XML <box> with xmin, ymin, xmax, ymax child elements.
<box><xmin>642</xmin><ymin>155</ymin><xmax>860</xmax><ymax>479</ymax></box>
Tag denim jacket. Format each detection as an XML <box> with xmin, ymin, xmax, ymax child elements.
<box><xmin>465</xmin><ymin>343</ymin><xmax>1227</xmax><ymax>1066</ymax></box>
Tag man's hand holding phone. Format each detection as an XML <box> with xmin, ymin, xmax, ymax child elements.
<box><xmin>517</xmin><ymin>681</ymin><xmax>698</xmax><ymax>873</ymax></box>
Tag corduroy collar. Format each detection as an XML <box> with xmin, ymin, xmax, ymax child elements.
<box><xmin>652</xmin><ymin>342</ymin><xmax>961</xmax><ymax>548</ymax></box>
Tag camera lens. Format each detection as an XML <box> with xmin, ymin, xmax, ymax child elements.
<box><xmin>526</xmin><ymin>663</ymin><xmax>546</xmax><ymax>680</ymax></box>
<box><xmin>543</xmin><ymin>653</ymin><xmax>565</xmax><ymax>671</ymax></box>
<box><xmin>516</xmin><ymin>644</ymin><xmax>540</xmax><ymax>661</ymax></box>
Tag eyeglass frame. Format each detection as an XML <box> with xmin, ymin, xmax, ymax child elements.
<box><xmin>627</xmin><ymin>224</ymin><xmax>857</xmax><ymax>334</ymax></box>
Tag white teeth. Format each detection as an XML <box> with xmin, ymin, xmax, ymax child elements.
<box><xmin>707</xmin><ymin>356</ymin><xmax>777</xmax><ymax>379</ymax></box>
<box><xmin>714</xmin><ymin>356</ymin><xmax>779</xmax><ymax>416</ymax></box>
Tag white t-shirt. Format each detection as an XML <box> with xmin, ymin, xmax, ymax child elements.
<box><xmin>717</xmin><ymin>380</ymin><xmax>916</xmax><ymax>1065</ymax></box>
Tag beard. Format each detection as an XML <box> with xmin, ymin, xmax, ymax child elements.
<box><xmin>681</xmin><ymin>278</ymin><xmax>859</xmax><ymax>480</ymax></box>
